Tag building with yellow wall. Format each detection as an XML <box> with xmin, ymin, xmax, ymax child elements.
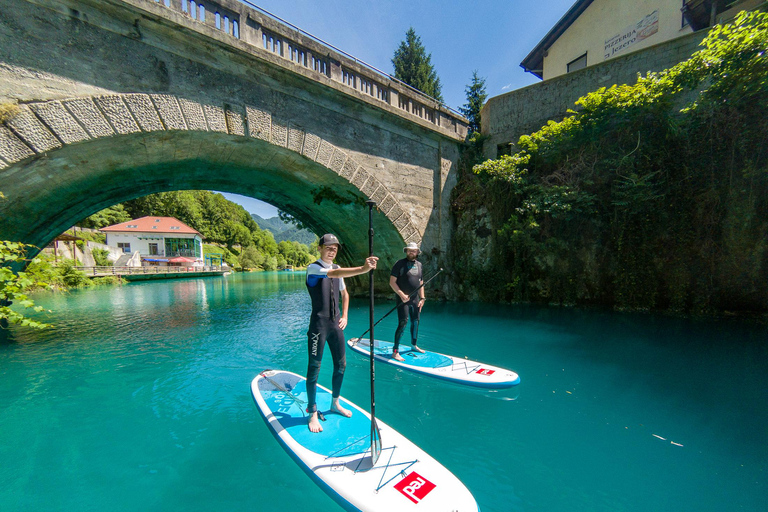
<box><xmin>521</xmin><ymin>0</ymin><xmax>765</xmax><ymax>80</ymax></box>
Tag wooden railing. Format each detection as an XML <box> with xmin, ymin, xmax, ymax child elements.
<box><xmin>74</xmin><ymin>265</ymin><xmax>223</xmax><ymax>276</ymax></box>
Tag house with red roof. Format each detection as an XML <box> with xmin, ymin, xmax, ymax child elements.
<box><xmin>100</xmin><ymin>216</ymin><xmax>204</xmax><ymax>266</ymax></box>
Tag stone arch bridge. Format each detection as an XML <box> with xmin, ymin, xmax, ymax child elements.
<box><xmin>0</xmin><ymin>0</ymin><xmax>468</xmax><ymax>269</ymax></box>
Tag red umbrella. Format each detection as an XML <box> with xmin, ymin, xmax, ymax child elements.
<box><xmin>168</xmin><ymin>256</ymin><xmax>195</xmax><ymax>263</ymax></box>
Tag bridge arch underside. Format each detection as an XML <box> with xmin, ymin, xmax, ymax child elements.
<box><xmin>0</xmin><ymin>130</ymin><xmax>406</xmax><ymax>267</ymax></box>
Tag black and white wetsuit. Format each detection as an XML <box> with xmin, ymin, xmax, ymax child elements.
<box><xmin>390</xmin><ymin>258</ymin><xmax>423</xmax><ymax>353</ymax></box>
<box><xmin>305</xmin><ymin>259</ymin><xmax>347</xmax><ymax>413</ymax></box>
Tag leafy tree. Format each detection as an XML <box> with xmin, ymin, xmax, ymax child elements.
<box><xmin>263</xmin><ymin>255</ymin><xmax>278</xmax><ymax>271</ymax></box>
<box><xmin>392</xmin><ymin>27</ymin><xmax>444</xmax><ymax>102</ymax></box>
<box><xmin>239</xmin><ymin>245</ymin><xmax>265</xmax><ymax>269</ymax></box>
<box><xmin>81</xmin><ymin>205</ymin><xmax>131</xmax><ymax>229</ymax></box>
<box><xmin>0</xmin><ymin>240</ymin><xmax>51</xmax><ymax>329</ymax></box>
<box><xmin>459</xmin><ymin>71</ymin><xmax>488</xmax><ymax>134</ymax></box>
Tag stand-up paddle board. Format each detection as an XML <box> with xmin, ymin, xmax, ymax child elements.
<box><xmin>251</xmin><ymin>370</ymin><xmax>479</xmax><ymax>512</ymax></box>
<box><xmin>348</xmin><ymin>338</ymin><xmax>520</xmax><ymax>389</ymax></box>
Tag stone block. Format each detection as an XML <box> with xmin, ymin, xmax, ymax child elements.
<box><xmin>124</xmin><ymin>94</ymin><xmax>164</xmax><ymax>132</ymax></box>
<box><xmin>271</xmin><ymin>117</ymin><xmax>288</xmax><ymax>147</ymax></box>
<box><xmin>225</xmin><ymin>107</ymin><xmax>245</xmax><ymax>136</ymax></box>
<box><xmin>0</xmin><ymin>125</ymin><xmax>34</xmax><ymax>163</ymax></box>
<box><xmin>29</xmin><ymin>101</ymin><xmax>90</xmax><ymax>144</ymax></box>
<box><xmin>246</xmin><ymin>105</ymin><xmax>270</xmax><ymax>141</ymax></box>
<box><xmin>6</xmin><ymin>105</ymin><xmax>62</xmax><ymax>152</ymax></box>
<box><xmin>203</xmin><ymin>105</ymin><xmax>228</xmax><ymax>133</ymax></box>
<box><xmin>315</xmin><ymin>140</ymin><xmax>334</xmax><ymax>167</ymax></box>
<box><xmin>392</xmin><ymin>212</ymin><xmax>409</xmax><ymax>230</ymax></box>
<box><xmin>178</xmin><ymin>98</ymin><xmax>207</xmax><ymax>131</ymax></box>
<box><xmin>339</xmin><ymin>159</ymin><xmax>358</xmax><ymax>180</ymax></box>
<box><xmin>302</xmin><ymin>132</ymin><xmax>321</xmax><ymax>160</ymax></box>
<box><xmin>386</xmin><ymin>203</ymin><xmax>404</xmax><ymax>224</ymax></box>
<box><xmin>360</xmin><ymin>175</ymin><xmax>379</xmax><ymax>197</ymax></box>
<box><xmin>370</xmin><ymin>186</ymin><xmax>387</xmax><ymax>204</ymax></box>
<box><xmin>63</xmin><ymin>98</ymin><xmax>115</xmax><ymax>138</ymax></box>
<box><xmin>379</xmin><ymin>194</ymin><xmax>396</xmax><ymax>215</ymax></box>
<box><xmin>151</xmin><ymin>94</ymin><xmax>189</xmax><ymax>130</ymax></box>
<box><xmin>288</xmin><ymin>126</ymin><xmax>304</xmax><ymax>153</ymax></box>
<box><xmin>401</xmin><ymin>223</ymin><xmax>419</xmax><ymax>242</ymax></box>
<box><xmin>329</xmin><ymin>149</ymin><xmax>346</xmax><ymax>174</ymax></box>
<box><xmin>95</xmin><ymin>95</ymin><xmax>140</xmax><ymax>135</ymax></box>
<box><xmin>351</xmin><ymin>168</ymin><xmax>369</xmax><ymax>190</ymax></box>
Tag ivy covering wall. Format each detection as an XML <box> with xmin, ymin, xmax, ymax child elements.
<box><xmin>451</xmin><ymin>12</ymin><xmax>768</xmax><ymax>314</ymax></box>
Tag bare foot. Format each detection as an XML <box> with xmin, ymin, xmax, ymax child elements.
<box><xmin>412</xmin><ymin>345</ymin><xmax>425</xmax><ymax>353</ymax></box>
<box><xmin>393</xmin><ymin>352</ymin><xmax>405</xmax><ymax>362</ymax></box>
<box><xmin>331</xmin><ymin>397</ymin><xmax>352</xmax><ymax>418</ymax></box>
<box><xmin>308</xmin><ymin>412</ymin><xmax>323</xmax><ymax>433</ymax></box>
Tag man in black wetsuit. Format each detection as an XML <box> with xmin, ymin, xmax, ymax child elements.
<box><xmin>305</xmin><ymin>233</ymin><xmax>378</xmax><ymax>433</ymax></box>
<box><xmin>389</xmin><ymin>242</ymin><xmax>426</xmax><ymax>362</ymax></box>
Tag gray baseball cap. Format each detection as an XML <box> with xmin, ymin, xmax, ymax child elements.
<box><xmin>319</xmin><ymin>233</ymin><xmax>341</xmax><ymax>246</ymax></box>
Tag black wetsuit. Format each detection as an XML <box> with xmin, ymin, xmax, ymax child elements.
<box><xmin>305</xmin><ymin>259</ymin><xmax>346</xmax><ymax>413</ymax></box>
<box><xmin>390</xmin><ymin>257</ymin><xmax>423</xmax><ymax>353</ymax></box>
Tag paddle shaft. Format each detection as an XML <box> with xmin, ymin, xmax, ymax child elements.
<box><xmin>353</xmin><ymin>267</ymin><xmax>443</xmax><ymax>343</ymax></box>
<box><xmin>366</xmin><ymin>200</ymin><xmax>381</xmax><ymax>465</ymax></box>
<box><xmin>367</xmin><ymin>201</ymin><xmax>376</xmax><ymax>422</ymax></box>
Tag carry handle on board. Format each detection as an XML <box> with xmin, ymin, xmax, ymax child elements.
<box><xmin>367</xmin><ymin>200</ymin><xmax>382</xmax><ymax>465</ymax></box>
<box><xmin>351</xmin><ymin>267</ymin><xmax>443</xmax><ymax>344</ymax></box>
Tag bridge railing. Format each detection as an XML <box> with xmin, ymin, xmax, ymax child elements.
<box><xmin>141</xmin><ymin>0</ymin><xmax>467</xmax><ymax>137</ymax></box>
<box><xmin>74</xmin><ymin>265</ymin><xmax>223</xmax><ymax>275</ymax></box>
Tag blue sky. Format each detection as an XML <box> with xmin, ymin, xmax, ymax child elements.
<box><xmin>220</xmin><ymin>0</ymin><xmax>578</xmax><ymax>218</ymax></box>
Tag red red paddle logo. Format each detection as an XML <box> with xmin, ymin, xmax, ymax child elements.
<box><xmin>394</xmin><ymin>471</ymin><xmax>436</xmax><ymax>504</ymax></box>
<box><xmin>476</xmin><ymin>368</ymin><xmax>495</xmax><ymax>376</ymax></box>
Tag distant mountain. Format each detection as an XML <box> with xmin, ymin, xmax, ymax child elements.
<box><xmin>251</xmin><ymin>213</ymin><xmax>318</xmax><ymax>246</ymax></box>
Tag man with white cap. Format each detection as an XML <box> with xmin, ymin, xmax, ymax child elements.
<box><xmin>305</xmin><ymin>233</ymin><xmax>378</xmax><ymax>433</ymax></box>
<box><xmin>389</xmin><ymin>242</ymin><xmax>425</xmax><ymax>361</ymax></box>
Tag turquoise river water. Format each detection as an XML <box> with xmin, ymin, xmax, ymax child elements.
<box><xmin>1</xmin><ymin>272</ymin><xmax>766</xmax><ymax>511</ymax></box>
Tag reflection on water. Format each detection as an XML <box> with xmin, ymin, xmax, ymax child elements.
<box><xmin>0</xmin><ymin>272</ymin><xmax>766</xmax><ymax>512</ymax></box>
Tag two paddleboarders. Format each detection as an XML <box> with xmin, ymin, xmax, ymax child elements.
<box><xmin>304</xmin><ymin>233</ymin><xmax>378</xmax><ymax>433</ymax></box>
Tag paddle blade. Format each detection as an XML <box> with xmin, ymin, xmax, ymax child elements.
<box><xmin>370</xmin><ymin>418</ymin><xmax>382</xmax><ymax>465</ymax></box>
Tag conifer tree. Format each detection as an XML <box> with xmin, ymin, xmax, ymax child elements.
<box><xmin>392</xmin><ymin>28</ymin><xmax>444</xmax><ymax>102</ymax></box>
<box><xmin>460</xmin><ymin>71</ymin><xmax>488</xmax><ymax>134</ymax></box>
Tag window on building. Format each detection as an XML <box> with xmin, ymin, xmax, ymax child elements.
<box><xmin>567</xmin><ymin>53</ymin><xmax>588</xmax><ymax>73</ymax></box>
<box><xmin>165</xmin><ymin>238</ymin><xmax>201</xmax><ymax>257</ymax></box>
<box><xmin>117</xmin><ymin>242</ymin><xmax>131</xmax><ymax>253</ymax></box>
<box><xmin>148</xmin><ymin>243</ymin><xmax>159</xmax><ymax>255</ymax></box>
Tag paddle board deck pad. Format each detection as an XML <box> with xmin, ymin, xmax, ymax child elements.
<box><xmin>348</xmin><ymin>338</ymin><xmax>520</xmax><ymax>389</ymax></box>
<box><xmin>251</xmin><ymin>370</ymin><xmax>478</xmax><ymax>512</ymax></box>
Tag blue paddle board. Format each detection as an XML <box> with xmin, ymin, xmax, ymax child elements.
<box><xmin>251</xmin><ymin>370</ymin><xmax>479</xmax><ymax>511</ymax></box>
<box><xmin>348</xmin><ymin>338</ymin><xmax>520</xmax><ymax>388</ymax></box>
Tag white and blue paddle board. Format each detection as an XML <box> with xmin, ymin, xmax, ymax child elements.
<box><xmin>251</xmin><ymin>370</ymin><xmax>478</xmax><ymax>512</ymax></box>
<box><xmin>348</xmin><ymin>338</ymin><xmax>520</xmax><ymax>389</ymax></box>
